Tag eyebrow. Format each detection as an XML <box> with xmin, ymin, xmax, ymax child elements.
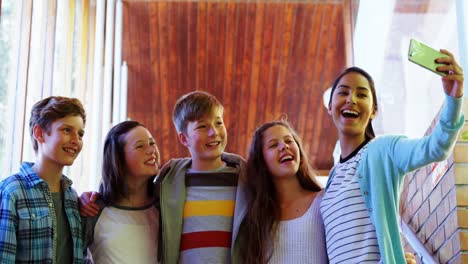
<box><xmin>338</xmin><ymin>84</ymin><xmax>370</xmax><ymax>91</ymax></box>
<box><xmin>265</xmin><ymin>138</ymin><xmax>278</xmax><ymax>144</ymax></box>
<box><xmin>265</xmin><ymin>135</ymin><xmax>292</xmax><ymax>143</ymax></box>
<box><xmin>62</xmin><ymin>123</ymin><xmax>84</xmax><ymax>130</ymax></box>
<box><xmin>132</xmin><ymin>139</ymin><xmax>145</xmax><ymax>144</ymax></box>
<box><xmin>357</xmin><ymin>86</ymin><xmax>370</xmax><ymax>91</ymax></box>
<box><xmin>132</xmin><ymin>137</ymin><xmax>154</xmax><ymax>144</ymax></box>
<box><xmin>195</xmin><ymin>116</ymin><xmax>223</xmax><ymax>122</ymax></box>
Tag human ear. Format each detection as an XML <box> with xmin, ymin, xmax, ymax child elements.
<box><xmin>33</xmin><ymin>125</ymin><xmax>45</xmax><ymax>143</ymax></box>
<box><xmin>370</xmin><ymin>107</ymin><xmax>377</xmax><ymax>120</ymax></box>
<box><xmin>178</xmin><ymin>132</ymin><xmax>189</xmax><ymax>147</ymax></box>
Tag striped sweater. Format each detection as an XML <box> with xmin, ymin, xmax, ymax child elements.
<box><xmin>179</xmin><ymin>165</ymin><xmax>238</xmax><ymax>264</ymax></box>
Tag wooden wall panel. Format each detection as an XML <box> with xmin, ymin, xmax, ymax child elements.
<box><xmin>122</xmin><ymin>0</ymin><xmax>349</xmax><ymax>172</ymax></box>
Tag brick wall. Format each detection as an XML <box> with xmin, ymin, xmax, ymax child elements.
<box><xmin>400</xmin><ymin>98</ymin><xmax>468</xmax><ymax>264</ymax></box>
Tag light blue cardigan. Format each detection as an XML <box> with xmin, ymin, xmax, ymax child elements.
<box><xmin>324</xmin><ymin>95</ymin><xmax>464</xmax><ymax>263</ymax></box>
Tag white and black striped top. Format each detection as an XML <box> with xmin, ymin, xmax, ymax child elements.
<box><xmin>320</xmin><ymin>141</ymin><xmax>381</xmax><ymax>263</ymax></box>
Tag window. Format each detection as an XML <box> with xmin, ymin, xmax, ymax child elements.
<box><xmin>354</xmin><ymin>0</ymin><xmax>465</xmax><ymax>137</ymax></box>
<box><xmin>0</xmin><ymin>0</ymin><xmax>104</xmax><ymax>194</ymax></box>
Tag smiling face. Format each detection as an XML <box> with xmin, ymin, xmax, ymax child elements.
<box><xmin>262</xmin><ymin>125</ymin><xmax>300</xmax><ymax>180</ymax></box>
<box><xmin>123</xmin><ymin>126</ymin><xmax>160</xmax><ymax>180</ymax></box>
<box><xmin>179</xmin><ymin>106</ymin><xmax>227</xmax><ymax>170</ymax></box>
<box><xmin>36</xmin><ymin>115</ymin><xmax>85</xmax><ymax>167</ymax></box>
<box><xmin>328</xmin><ymin>71</ymin><xmax>376</xmax><ymax>141</ymax></box>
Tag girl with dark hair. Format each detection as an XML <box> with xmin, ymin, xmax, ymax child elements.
<box><xmin>235</xmin><ymin>120</ymin><xmax>327</xmax><ymax>264</ymax></box>
<box><xmin>322</xmin><ymin>50</ymin><xmax>464</xmax><ymax>263</ymax></box>
<box><xmin>82</xmin><ymin>121</ymin><xmax>161</xmax><ymax>263</ymax></box>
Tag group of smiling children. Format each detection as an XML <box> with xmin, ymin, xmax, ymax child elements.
<box><xmin>0</xmin><ymin>49</ymin><xmax>464</xmax><ymax>264</ymax></box>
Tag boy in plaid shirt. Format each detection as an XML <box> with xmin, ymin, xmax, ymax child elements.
<box><xmin>0</xmin><ymin>96</ymin><xmax>86</xmax><ymax>264</ymax></box>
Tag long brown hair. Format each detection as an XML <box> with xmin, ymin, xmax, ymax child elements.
<box><xmin>99</xmin><ymin>120</ymin><xmax>155</xmax><ymax>205</ymax></box>
<box><xmin>238</xmin><ymin>120</ymin><xmax>322</xmax><ymax>264</ymax></box>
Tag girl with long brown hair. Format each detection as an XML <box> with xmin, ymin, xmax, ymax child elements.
<box><xmin>235</xmin><ymin>120</ymin><xmax>327</xmax><ymax>264</ymax></box>
<box><xmin>81</xmin><ymin>120</ymin><xmax>161</xmax><ymax>263</ymax></box>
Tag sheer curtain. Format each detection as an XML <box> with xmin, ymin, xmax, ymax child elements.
<box><xmin>0</xmin><ymin>0</ymin><xmax>126</xmax><ymax>194</ymax></box>
<box><xmin>353</xmin><ymin>0</ymin><xmax>464</xmax><ymax>138</ymax></box>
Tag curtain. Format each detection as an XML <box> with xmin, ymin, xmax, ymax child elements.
<box><xmin>0</xmin><ymin>0</ymin><xmax>125</xmax><ymax>194</ymax></box>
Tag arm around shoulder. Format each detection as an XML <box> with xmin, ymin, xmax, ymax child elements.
<box><xmin>221</xmin><ymin>152</ymin><xmax>246</xmax><ymax>165</ymax></box>
<box><xmin>82</xmin><ymin>198</ymin><xmax>106</xmax><ymax>249</ymax></box>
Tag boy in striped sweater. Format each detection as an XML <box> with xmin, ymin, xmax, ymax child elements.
<box><xmin>155</xmin><ymin>91</ymin><xmax>245</xmax><ymax>263</ymax></box>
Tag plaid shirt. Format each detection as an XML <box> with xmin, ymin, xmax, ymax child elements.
<box><xmin>0</xmin><ymin>162</ymin><xmax>83</xmax><ymax>264</ymax></box>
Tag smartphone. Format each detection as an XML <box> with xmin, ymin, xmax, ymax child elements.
<box><xmin>408</xmin><ymin>39</ymin><xmax>449</xmax><ymax>76</ymax></box>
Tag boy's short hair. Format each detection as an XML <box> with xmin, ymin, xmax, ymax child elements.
<box><xmin>29</xmin><ymin>96</ymin><xmax>86</xmax><ymax>152</ymax></box>
<box><xmin>172</xmin><ymin>91</ymin><xmax>224</xmax><ymax>134</ymax></box>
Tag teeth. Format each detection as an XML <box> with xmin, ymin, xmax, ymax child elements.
<box><xmin>146</xmin><ymin>159</ymin><xmax>156</xmax><ymax>165</ymax></box>
<box><xmin>342</xmin><ymin>110</ymin><xmax>359</xmax><ymax>117</ymax></box>
<box><xmin>342</xmin><ymin>110</ymin><xmax>359</xmax><ymax>115</ymax></box>
<box><xmin>280</xmin><ymin>155</ymin><xmax>293</xmax><ymax>163</ymax></box>
<box><xmin>207</xmin><ymin>142</ymin><xmax>219</xmax><ymax>146</ymax></box>
<box><xmin>64</xmin><ymin>148</ymin><xmax>76</xmax><ymax>154</ymax></box>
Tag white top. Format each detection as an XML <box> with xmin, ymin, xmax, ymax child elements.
<box><xmin>269</xmin><ymin>191</ymin><xmax>328</xmax><ymax>264</ymax></box>
<box><xmin>88</xmin><ymin>204</ymin><xmax>159</xmax><ymax>264</ymax></box>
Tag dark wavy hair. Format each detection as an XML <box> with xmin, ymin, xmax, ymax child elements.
<box><xmin>328</xmin><ymin>66</ymin><xmax>378</xmax><ymax>139</ymax></box>
<box><xmin>29</xmin><ymin>96</ymin><xmax>86</xmax><ymax>152</ymax></box>
<box><xmin>99</xmin><ymin>120</ymin><xmax>155</xmax><ymax>205</ymax></box>
<box><xmin>238</xmin><ymin>120</ymin><xmax>322</xmax><ymax>264</ymax></box>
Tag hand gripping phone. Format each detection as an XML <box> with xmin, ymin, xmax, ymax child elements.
<box><xmin>408</xmin><ymin>39</ymin><xmax>449</xmax><ymax>76</ymax></box>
